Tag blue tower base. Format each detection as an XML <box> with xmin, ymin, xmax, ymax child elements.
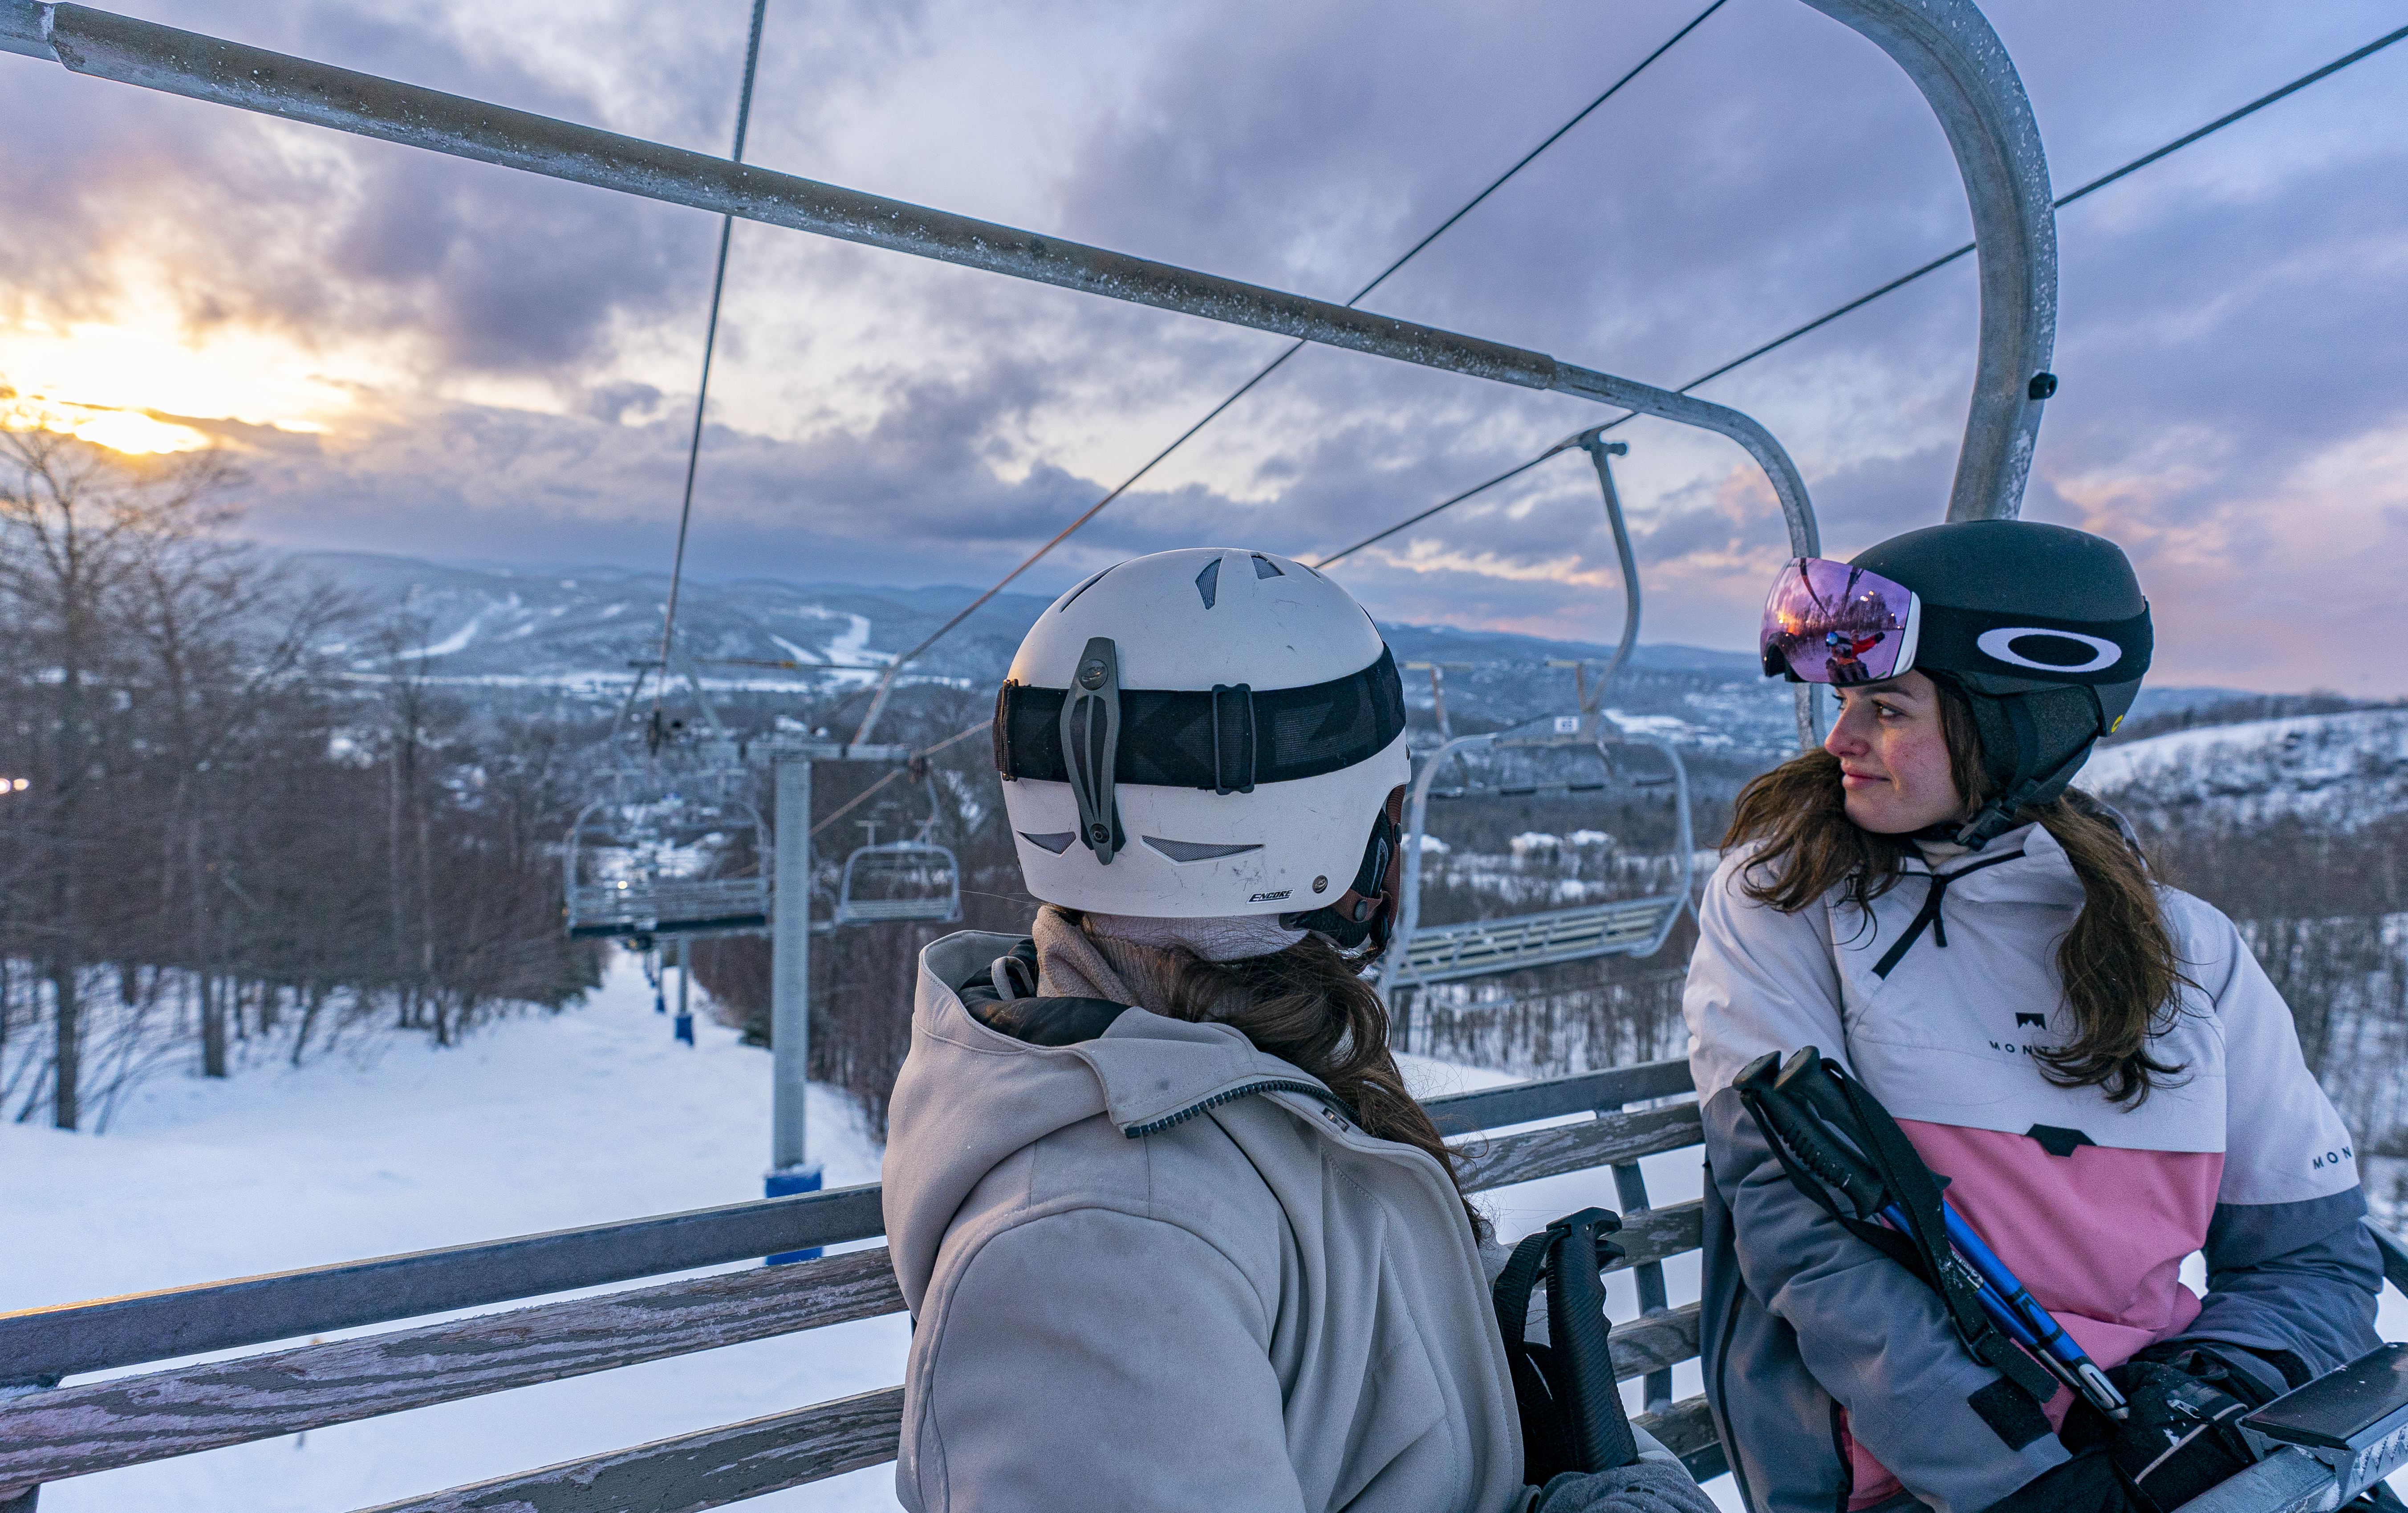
<box><xmin>764</xmin><ymin>1164</ymin><xmax>824</xmax><ymax>1265</ymax></box>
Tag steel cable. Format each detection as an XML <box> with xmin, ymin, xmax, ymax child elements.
<box><xmin>842</xmin><ymin>0</ymin><xmax>1733</xmax><ymax>742</ymax></box>
<box><xmin>644</xmin><ymin>0</ymin><xmax>772</xmax><ymax>736</ymax></box>
<box><xmin>1315</xmin><ymin>20</ymin><xmax>2408</xmax><ymax>570</ymax></box>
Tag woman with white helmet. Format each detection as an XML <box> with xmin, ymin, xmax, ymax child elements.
<box><xmin>1687</xmin><ymin>522</ymin><xmax>2383</xmax><ymax>1513</ymax></box>
<box><xmin>881</xmin><ymin>548</ymin><xmax>1716</xmax><ymax>1513</ymax></box>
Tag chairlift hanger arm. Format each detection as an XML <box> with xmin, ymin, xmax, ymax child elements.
<box><xmin>0</xmin><ymin>0</ymin><xmax>1812</xmax><ymax>533</ymax></box>
<box><xmin>1795</xmin><ymin>0</ymin><xmax>2054</xmax><ymax>523</ymax></box>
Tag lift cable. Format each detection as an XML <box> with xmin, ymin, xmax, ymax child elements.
<box><xmin>808</xmin><ymin>718</ymin><xmax>994</xmax><ymax>840</ymax></box>
<box><xmin>842</xmin><ymin>0</ymin><xmax>1733</xmax><ymax>744</ymax></box>
<box><xmin>1312</xmin><ymin>19</ymin><xmax>2408</xmax><ymax>572</ymax></box>
<box><xmin>644</xmin><ymin>0</ymin><xmax>772</xmax><ymax>743</ymax></box>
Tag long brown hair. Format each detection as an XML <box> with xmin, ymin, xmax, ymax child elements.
<box><xmin>1726</xmin><ymin>682</ymin><xmax>2186</xmax><ymax>1104</ymax></box>
<box><xmin>1161</xmin><ymin>936</ymin><xmax>1488</xmax><ymax>1239</ymax></box>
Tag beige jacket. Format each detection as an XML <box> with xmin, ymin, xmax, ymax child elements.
<box><xmin>881</xmin><ymin>914</ymin><xmax>1527</xmax><ymax>1513</ymax></box>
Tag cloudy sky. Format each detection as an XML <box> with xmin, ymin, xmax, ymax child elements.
<box><xmin>2</xmin><ymin>0</ymin><xmax>2403</xmax><ymax>691</ymax></box>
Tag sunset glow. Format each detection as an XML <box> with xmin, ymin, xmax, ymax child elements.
<box><xmin>0</xmin><ymin>297</ymin><xmax>362</xmax><ymax>453</ymax></box>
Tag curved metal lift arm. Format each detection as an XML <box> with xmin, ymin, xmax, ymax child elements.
<box><xmin>0</xmin><ymin>0</ymin><xmax>2055</xmax><ymax>746</ymax></box>
<box><xmin>0</xmin><ymin>0</ymin><xmax>1811</xmax><ymax>565</ymax></box>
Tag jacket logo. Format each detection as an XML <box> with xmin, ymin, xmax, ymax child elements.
<box><xmin>2313</xmin><ymin>1146</ymin><xmax>2355</xmax><ymax>1170</ymax></box>
<box><xmin>2015</xmin><ymin>1013</ymin><xmax>2046</xmax><ymax>1028</ymax></box>
<box><xmin>1250</xmin><ymin>890</ymin><xmax>1291</xmax><ymax>902</ymax></box>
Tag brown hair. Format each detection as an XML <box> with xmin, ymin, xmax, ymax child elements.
<box><xmin>1161</xmin><ymin>936</ymin><xmax>1488</xmax><ymax>1239</ymax></box>
<box><xmin>1726</xmin><ymin>681</ymin><xmax>2186</xmax><ymax>1104</ymax></box>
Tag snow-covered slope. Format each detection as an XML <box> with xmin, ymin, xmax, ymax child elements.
<box><xmin>2</xmin><ymin>957</ymin><xmax>906</xmax><ymax>1513</ymax></box>
<box><xmin>2081</xmin><ymin>708</ymin><xmax>2408</xmax><ymax>827</ymax></box>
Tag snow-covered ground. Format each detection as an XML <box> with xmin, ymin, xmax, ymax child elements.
<box><xmin>7</xmin><ymin>951</ymin><xmax>2402</xmax><ymax>1512</ymax></box>
<box><xmin>3</xmin><ymin>954</ymin><xmax>904</xmax><ymax>1513</ymax></box>
<box><xmin>2082</xmin><ymin>708</ymin><xmax>2408</xmax><ymax>827</ymax></box>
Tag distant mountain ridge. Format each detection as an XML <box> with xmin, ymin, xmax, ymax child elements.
<box><xmin>289</xmin><ymin>550</ymin><xmax>2302</xmax><ymax>757</ymax></box>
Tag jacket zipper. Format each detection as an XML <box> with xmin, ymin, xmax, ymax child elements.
<box><xmin>1121</xmin><ymin>1078</ymin><xmax>1344</xmax><ymax>1138</ymax></box>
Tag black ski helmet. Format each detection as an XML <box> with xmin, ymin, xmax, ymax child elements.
<box><xmin>1846</xmin><ymin>520</ymin><xmax>2152</xmax><ymax>846</ymax></box>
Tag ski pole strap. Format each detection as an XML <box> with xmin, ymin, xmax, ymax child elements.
<box><xmin>1827</xmin><ymin>1064</ymin><xmax>2065</xmax><ymax>1434</ymax></box>
<box><xmin>1734</xmin><ymin>1060</ymin><xmax>2060</xmax><ymax>1445</ymax></box>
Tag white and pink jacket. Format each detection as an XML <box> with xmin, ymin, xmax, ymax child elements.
<box><xmin>1684</xmin><ymin>819</ymin><xmax>2381</xmax><ymax>1513</ymax></box>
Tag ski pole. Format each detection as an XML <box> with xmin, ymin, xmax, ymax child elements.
<box><xmin>1937</xmin><ymin>1203</ymin><xmax>2127</xmax><ymax>1419</ymax></box>
<box><xmin>1762</xmin><ymin>1045</ymin><xmax>2138</xmax><ymax>1426</ymax></box>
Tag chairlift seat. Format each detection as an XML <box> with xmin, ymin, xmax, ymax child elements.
<box><xmin>833</xmin><ymin>840</ymin><xmax>962</xmax><ymax>927</ymax></box>
<box><xmin>567</xmin><ymin>876</ymin><xmax>770</xmax><ymax>938</ymax></box>
<box><xmin>562</xmin><ymin>769</ymin><xmax>774</xmax><ymax>941</ymax></box>
<box><xmin>1396</xmin><ymin>893</ymin><xmax>1687</xmax><ymax>987</ymax></box>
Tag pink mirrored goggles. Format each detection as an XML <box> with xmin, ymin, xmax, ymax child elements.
<box><xmin>1760</xmin><ymin>558</ymin><xmax>1924</xmax><ymax>686</ymax></box>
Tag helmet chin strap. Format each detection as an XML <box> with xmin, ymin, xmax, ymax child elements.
<box><xmin>1948</xmin><ymin>687</ymin><xmax>2110</xmax><ymax>850</ymax></box>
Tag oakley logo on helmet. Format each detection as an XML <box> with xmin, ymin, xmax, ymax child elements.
<box><xmin>1974</xmin><ymin>627</ymin><xmax>2125</xmax><ymax>675</ymax></box>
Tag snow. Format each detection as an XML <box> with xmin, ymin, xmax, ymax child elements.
<box><xmin>2</xmin><ymin>953</ymin><xmax>906</xmax><ymax>1513</ymax></box>
<box><xmin>2080</xmin><ymin>708</ymin><xmax>2408</xmax><ymax>826</ymax></box>
<box><xmin>9</xmin><ymin>957</ymin><xmax>2406</xmax><ymax>1512</ymax></box>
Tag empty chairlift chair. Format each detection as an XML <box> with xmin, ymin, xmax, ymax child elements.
<box><xmin>564</xmin><ymin>761</ymin><xmax>774</xmax><ymax>942</ymax></box>
<box><xmin>1380</xmin><ymin>714</ymin><xmax>1697</xmax><ymax>1001</ymax></box>
<box><xmin>1378</xmin><ymin>435</ymin><xmax>1697</xmax><ymax>1004</ymax></box>
<box><xmin>832</xmin><ymin>819</ymin><xmax>962</xmax><ymax>927</ymax></box>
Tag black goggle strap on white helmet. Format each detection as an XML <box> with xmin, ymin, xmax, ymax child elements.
<box><xmin>1057</xmin><ymin>637</ymin><xmax>1124</xmax><ymax>863</ymax></box>
<box><xmin>1281</xmin><ymin>784</ymin><xmax>1407</xmax><ymax>954</ymax></box>
<box><xmin>994</xmin><ymin>644</ymin><xmax>1410</xmax><ymax>864</ymax></box>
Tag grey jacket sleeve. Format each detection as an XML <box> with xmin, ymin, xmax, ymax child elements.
<box><xmin>1705</xmin><ymin>1090</ymin><xmax>2067</xmax><ymax>1512</ymax></box>
<box><xmin>2167</xmin><ymin>1192</ymin><xmax>2384</xmax><ymax>1397</ymax></box>
<box><xmin>1530</xmin><ymin>1457</ymin><xmax>1719</xmax><ymax>1513</ymax></box>
<box><xmin>2157</xmin><ymin>897</ymin><xmax>2384</xmax><ymax>1399</ymax></box>
<box><xmin>901</xmin><ymin>1205</ymin><xmax>1308</xmax><ymax>1513</ymax></box>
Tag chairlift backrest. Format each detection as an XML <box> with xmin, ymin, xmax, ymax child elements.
<box><xmin>563</xmin><ymin>761</ymin><xmax>774</xmax><ymax>941</ymax></box>
<box><xmin>832</xmin><ymin>829</ymin><xmax>962</xmax><ymax>927</ymax></box>
<box><xmin>1381</xmin><ymin>705</ymin><xmax>1697</xmax><ymax>1005</ymax></box>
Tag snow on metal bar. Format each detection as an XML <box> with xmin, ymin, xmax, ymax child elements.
<box><xmin>1399</xmin><ymin>894</ymin><xmax>1686</xmax><ymax>986</ymax></box>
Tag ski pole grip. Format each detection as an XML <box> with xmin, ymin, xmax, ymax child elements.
<box><xmin>1546</xmin><ymin>1209</ymin><xmax>1641</xmax><ymax>1471</ymax></box>
<box><xmin>1738</xmin><ymin>1062</ymin><xmax>1888</xmax><ymax>1220</ymax></box>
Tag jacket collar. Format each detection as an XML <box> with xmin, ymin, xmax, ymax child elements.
<box><xmin>1888</xmin><ymin>820</ymin><xmax>2082</xmax><ymax>905</ymax></box>
<box><xmin>884</xmin><ymin>930</ymin><xmax>1348</xmax><ymax>1315</ymax></box>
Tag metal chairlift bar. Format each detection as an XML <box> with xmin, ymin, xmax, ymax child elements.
<box><xmin>0</xmin><ymin>0</ymin><xmax>1814</xmax><ymax>538</ymax></box>
<box><xmin>0</xmin><ymin>1060</ymin><xmax>1693</xmax><ymax>1386</ymax></box>
<box><xmin>1795</xmin><ymin>0</ymin><xmax>2055</xmax><ymax>526</ymax></box>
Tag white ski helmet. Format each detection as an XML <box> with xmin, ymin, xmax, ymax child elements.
<box><xmin>993</xmin><ymin>547</ymin><xmax>1411</xmax><ymax>944</ymax></box>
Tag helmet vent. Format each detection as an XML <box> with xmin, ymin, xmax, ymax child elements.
<box><xmin>1017</xmin><ymin>831</ymin><xmax>1076</xmax><ymax>855</ymax></box>
<box><xmin>1056</xmin><ymin>565</ymin><xmax>1114</xmax><ymax>613</ymax></box>
<box><xmin>1143</xmin><ymin>836</ymin><xmax>1263</xmax><ymax>863</ymax></box>
<box><xmin>1251</xmin><ymin>553</ymin><xmax>1283</xmax><ymax>579</ymax></box>
<box><xmin>1194</xmin><ymin>557</ymin><xmax>1221</xmax><ymax>609</ymax></box>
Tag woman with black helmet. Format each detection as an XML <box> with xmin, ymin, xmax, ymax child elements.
<box><xmin>881</xmin><ymin>549</ymin><xmax>1717</xmax><ymax>1513</ymax></box>
<box><xmin>1687</xmin><ymin>521</ymin><xmax>2384</xmax><ymax>1513</ymax></box>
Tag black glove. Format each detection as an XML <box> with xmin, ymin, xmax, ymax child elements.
<box><xmin>2086</xmin><ymin>1358</ymin><xmax>2256</xmax><ymax>1513</ymax></box>
<box><xmin>1980</xmin><ymin>1448</ymin><xmax>2141</xmax><ymax>1513</ymax></box>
